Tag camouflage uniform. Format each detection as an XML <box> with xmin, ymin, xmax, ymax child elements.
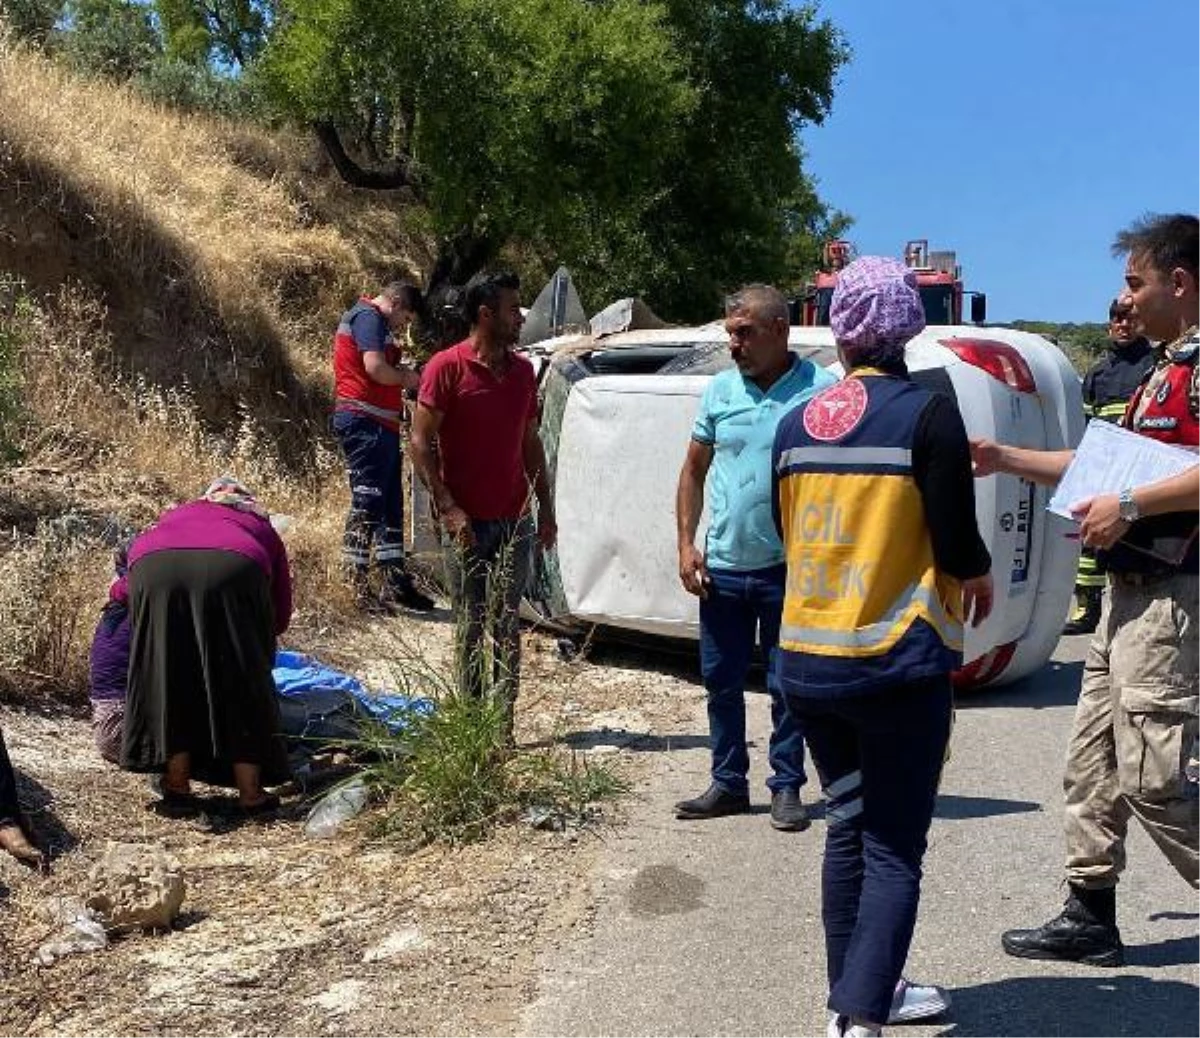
<box><xmin>1064</xmin><ymin>329</ymin><xmax>1200</xmax><ymax>890</ymax></box>
<box><xmin>1064</xmin><ymin>572</ymin><xmax>1198</xmax><ymax>886</ymax></box>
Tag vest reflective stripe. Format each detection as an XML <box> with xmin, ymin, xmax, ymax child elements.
<box><xmin>1092</xmin><ymin>402</ymin><xmax>1128</xmax><ymax>420</ymax></box>
<box><xmin>332</xmin><ymin>300</ymin><xmax>403</xmax><ymax>429</ymax></box>
<box><xmin>335</xmin><ymin>397</ymin><xmax>402</xmax><ymax>423</ymax></box>
<box><xmin>777</xmin><ymin>446</ymin><xmax>913</xmax><ymax>470</ymax></box>
<box><xmin>780</xmin><ymin>580</ymin><xmax>962</xmax><ymax>654</ymax></box>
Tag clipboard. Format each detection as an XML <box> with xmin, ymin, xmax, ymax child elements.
<box><xmin>1048</xmin><ymin>421</ymin><xmax>1199</xmax><ymax>566</ymax></box>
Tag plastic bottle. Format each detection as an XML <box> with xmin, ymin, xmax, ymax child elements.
<box><xmin>303</xmin><ymin>777</ymin><xmax>369</xmax><ymax>838</ymax></box>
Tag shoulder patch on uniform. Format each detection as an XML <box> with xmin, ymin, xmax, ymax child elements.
<box><xmin>803</xmin><ymin>378</ymin><xmax>868</xmax><ymax>442</ymax></box>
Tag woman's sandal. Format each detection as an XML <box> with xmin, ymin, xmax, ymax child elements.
<box><xmin>151</xmin><ymin>789</ymin><xmax>203</xmax><ymax>819</ymax></box>
<box><xmin>239</xmin><ymin>792</ymin><xmax>280</xmax><ymax>818</ymax></box>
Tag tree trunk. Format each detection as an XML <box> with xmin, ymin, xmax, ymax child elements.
<box><xmin>311</xmin><ymin>122</ymin><xmax>418</xmax><ymax>192</ymax></box>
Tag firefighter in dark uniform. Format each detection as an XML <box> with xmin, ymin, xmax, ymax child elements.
<box><xmin>1064</xmin><ymin>299</ymin><xmax>1155</xmax><ymax>634</ymax></box>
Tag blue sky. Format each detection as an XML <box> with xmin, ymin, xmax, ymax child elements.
<box><xmin>800</xmin><ymin>0</ymin><xmax>1199</xmax><ymax>324</ymax></box>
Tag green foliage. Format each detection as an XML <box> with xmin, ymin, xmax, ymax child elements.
<box><xmin>1008</xmin><ymin>320</ymin><xmax>1111</xmax><ymax>373</ymax></box>
<box><xmin>626</xmin><ymin>0</ymin><xmax>851</xmax><ymax>317</ymax></box>
<box><xmin>352</xmin><ymin>694</ymin><xmax>627</xmax><ymax>851</ymax></box>
<box><xmin>134</xmin><ymin>54</ymin><xmax>258</xmax><ymax>114</ymax></box>
<box><xmin>57</xmin><ymin>0</ymin><xmax>161</xmax><ymax>80</ymax></box>
<box><xmin>152</xmin><ymin>0</ymin><xmax>269</xmax><ymax>68</ymax></box>
<box><xmin>1</xmin><ymin>0</ymin><xmax>65</xmax><ymax>46</ymax></box>
<box><xmin>257</xmin><ymin>0</ymin><xmax>849</xmax><ymax>320</ymax></box>
<box><xmin>28</xmin><ymin>0</ymin><xmax>852</xmax><ymax>319</ymax></box>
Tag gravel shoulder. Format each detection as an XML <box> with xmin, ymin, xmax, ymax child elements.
<box><xmin>0</xmin><ymin>617</ymin><xmax>702</xmax><ymax>1037</ymax></box>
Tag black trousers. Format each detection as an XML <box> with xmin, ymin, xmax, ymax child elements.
<box><xmin>0</xmin><ymin>726</ymin><xmax>22</xmax><ymax>828</ymax></box>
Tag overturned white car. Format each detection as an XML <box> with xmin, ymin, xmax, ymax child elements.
<box><xmin>513</xmin><ymin>319</ymin><xmax>1083</xmax><ymax>688</ymax></box>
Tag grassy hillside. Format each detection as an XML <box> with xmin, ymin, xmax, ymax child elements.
<box><xmin>0</xmin><ymin>38</ymin><xmax>438</xmax><ymax>702</ymax></box>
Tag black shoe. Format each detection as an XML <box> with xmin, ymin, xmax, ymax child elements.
<box><xmin>1001</xmin><ymin>889</ymin><xmax>1124</xmax><ymax>966</ymax></box>
<box><xmin>769</xmin><ymin>788</ymin><xmax>810</xmax><ymax>832</ymax></box>
<box><xmin>380</xmin><ymin>572</ymin><xmax>435</xmax><ymax>613</ymax></box>
<box><xmin>674</xmin><ymin>783</ymin><xmax>751</xmax><ymax>820</ymax></box>
<box><xmin>1062</xmin><ymin>592</ymin><xmax>1101</xmax><ymax>636</ymax></box>
<box><xmin>1062</xmin><ymin>608</ymin><xmax>1100</xmax><ymax>636</ymax></box>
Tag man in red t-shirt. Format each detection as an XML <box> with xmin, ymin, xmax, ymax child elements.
<box><xmin>331</xmin><ymin>281</ymin><xmax>433</xmax><ymax>613</ymax></box>
<box><xmin>411</xmin><ymin>272</ymin><xmax>556</xmax><ymax>744</ymax></box>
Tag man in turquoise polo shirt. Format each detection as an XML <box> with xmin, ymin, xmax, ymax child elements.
<box><xmin>675</xmin><ymin>283</ymin><xmax>835</xmax><ymax>830</ymax></box>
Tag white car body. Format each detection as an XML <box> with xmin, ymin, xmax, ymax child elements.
<box><xmin>517</xmin><ymin>323</ymin><xmax>1084</xmax><ymax>688</ymax></box>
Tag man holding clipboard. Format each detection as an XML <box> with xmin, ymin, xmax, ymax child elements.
<box><xmin>973</xmin><ymin>213</ymin><xmax>1198</xmax><ymax>967</ymax></box>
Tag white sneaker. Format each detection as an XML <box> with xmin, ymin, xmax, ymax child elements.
<box><xmin>827</xmin><ymin>1014</ymin><xmax>882</xmax><ymax>1037</ymax></box>
<box><xmin>887</xmin><ymin>978</ymin><xmax>950</xmax><ymax>1024</ymax></box>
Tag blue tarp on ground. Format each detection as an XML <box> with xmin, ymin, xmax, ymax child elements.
<box><xmin>272</xmin><ymin>650</ymin><xmax>434</xmax><ymax>742</ymax></box>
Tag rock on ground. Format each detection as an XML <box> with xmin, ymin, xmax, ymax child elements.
<box><xmin>86</xmin><ymin>841</ymin><xmax>185</xmax><ymax>932</ymax></box>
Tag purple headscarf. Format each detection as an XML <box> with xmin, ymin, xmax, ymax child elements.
<box><xmin>829</xmin><ymin>256</ymin><xmax>926</xmax><ymax>363</ymax></box>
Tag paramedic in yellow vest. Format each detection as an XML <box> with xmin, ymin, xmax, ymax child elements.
<box><xmin>771</xmin><ymin>256</ymin><xmax>993</xmax><ymax>1037</ymax></box>
<box><xmin>1064</xmin><ymin>299</ymin><xmax>1155</xmax><ymax>635</ymax></box>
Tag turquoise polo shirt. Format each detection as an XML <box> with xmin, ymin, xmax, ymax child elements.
<box><xmin>692</xmin><ymin>355</ymin><xmax>836</xmax><ymax>572</ymax></box>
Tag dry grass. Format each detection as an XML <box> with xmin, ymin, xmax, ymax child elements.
<box><xmin>0</xmin><ymin>34</ymin><xmax>432</xmax><ymax>365</ymax></box>
<box><xmin>0</xmin><ymin>33</ymin><xmax>437</xmax><ymax>447</ymax></box>
<box><xmin>0</xmin><ymin>278</ymin><xmax>364</xmax><ymax>703</ymax></box>
<box><xmin>0</xmin><ymin>38</ymin><xmax>453</xmax><ymax>704</ymax></box>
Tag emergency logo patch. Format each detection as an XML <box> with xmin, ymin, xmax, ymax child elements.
<box><xmin>1138</xmin><ymin>415</ymin><xmax>1178</xmax><ymax>430</ymax></box>
<box><xmin>803</xmin><ymin>378</ymin><xmax>868</xmax><ymax>442</ymax></box>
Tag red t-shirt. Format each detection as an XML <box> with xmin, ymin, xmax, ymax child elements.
<box><xmin>418</xmin><ymin>340</ymin><xmax>539</xmax><ymax>520</ymax></box>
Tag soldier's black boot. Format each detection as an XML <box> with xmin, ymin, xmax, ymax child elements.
<box><xmin>1062</xmin><ymin>587</ymin><xmax>1102</xmax><ymax>636</ymax></box>
<box><xmin>1001</xmin><ymin>885</ymin><xmax>1123</xmax><ymax>966</ymax></box>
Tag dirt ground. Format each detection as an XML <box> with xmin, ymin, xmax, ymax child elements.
<box><xmin>0</xmin><ymin>613</ymin><xmax>704</xmax><ymax>1037</ymax></box>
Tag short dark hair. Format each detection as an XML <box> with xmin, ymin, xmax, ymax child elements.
<box><xmin>381</xmin><ymin>281</ymin><xmax>425</xmax><ymax>316</ymax></box>
<box><xmin>1112</xmin><ymin>213</ymin><xmax>1199</xmax><ymax>280</ymax></box>
<box><xmin>1108</xmin><ymin>298</ymin><xmax>1132</xmax><ymax>320</ymax></box>
<box><xmin>464</xmin><ymin>271</ymin><xmax>520</xmax><ymax>326</ymax></box>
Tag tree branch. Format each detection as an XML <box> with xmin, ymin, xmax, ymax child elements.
<box><xmin>311</xmin><ymin>121</ymin><xmax>421</xmax><ymax>192</ymax></box>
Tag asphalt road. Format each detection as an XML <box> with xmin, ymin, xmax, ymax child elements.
<box><xmin>522</xmin><ymin>634</ymin><xmax>1199</xmax><ymax>1037</ymax></box>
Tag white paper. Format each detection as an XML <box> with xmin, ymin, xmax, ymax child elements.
<box><xmin>1048</xmin><ymin>420</ymin><xmax>1199</xmax><ymax>520</ymax></box>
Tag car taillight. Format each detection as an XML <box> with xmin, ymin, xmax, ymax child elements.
<box><xmin>953</xmin><ymin>639</ymin><xmax>1018</xmax><ymax>689</ymax></box>
<box><xmin>940</xmin><ymin>338</ymin><xmax>1037</xmax><ymax>394</ymax></box>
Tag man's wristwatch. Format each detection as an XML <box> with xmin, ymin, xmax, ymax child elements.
<box><xmin>1117</xmin><ymin>487</ymin><xmax>1141</xmax><ymax>523</ymax></box>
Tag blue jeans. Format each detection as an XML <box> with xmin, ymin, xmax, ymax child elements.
<box><xmin>699</xmin><ymin>564</ymin><xmax>805</xmax><ymax>796</ymax></box>
<box><xmin>786</xmin><ymin>676</ymin><xmax>952</xmax><ymax>1027</ymax></box>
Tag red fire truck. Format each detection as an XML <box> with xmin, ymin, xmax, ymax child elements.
<box><xmin>796</xmin><ymin>238</ymin><xmax>988</xmax><ymax>326</ymax></box>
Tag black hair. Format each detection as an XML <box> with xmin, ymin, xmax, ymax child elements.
<box><xmin>463</xmin><ymin>271</ymin><xmax>520</xmax><ymax>326</ymax></box>
<box><xmin>1108</xmin><ymin>298</ymin><xmax>1132</xmax><ymax>320</ymax></box>
<box><xmin>1112</xmin><ymin>213</ymin><xmax>1199</xmax><ymax>280</ymax></box>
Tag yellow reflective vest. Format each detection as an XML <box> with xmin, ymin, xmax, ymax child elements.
<box><xmin>772</xmin><ymin>371</ymin><xmax>964</xmax><ymax>695</ymax></box>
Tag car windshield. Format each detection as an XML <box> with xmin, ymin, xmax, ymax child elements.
<box><xmin>919</xmin><ymin>285</ymin><xmax>955</xmax><ymax>324</ymax></box>
<box><xmin>812</xmin><ymin>285</ymin><xmax>955</xmax><ymax>325</ymax></box>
